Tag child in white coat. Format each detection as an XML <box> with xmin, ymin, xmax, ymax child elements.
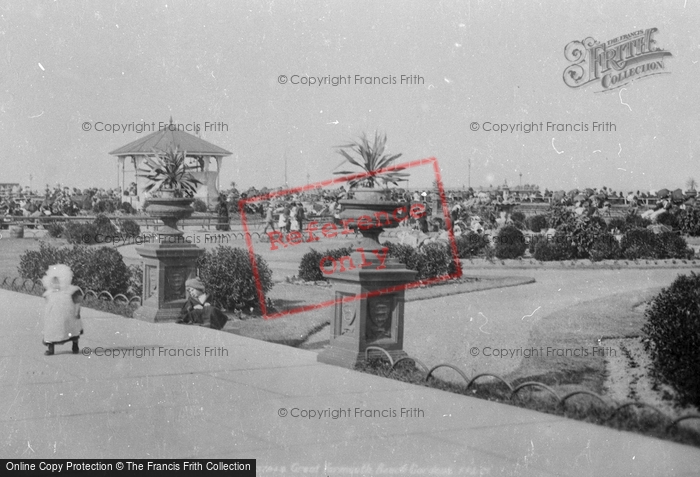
<box><xmin>42</xmin><ymin>264</ymin><xmax>83</xmax><ymax>356</ymax></box>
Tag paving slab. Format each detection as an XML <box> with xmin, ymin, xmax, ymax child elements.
<box><xmin>1</xmin><ymin>288</ymin><xmax>698</xmax><ymax>475</ymax></box>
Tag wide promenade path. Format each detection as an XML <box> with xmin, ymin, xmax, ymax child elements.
<box><xmin>1</xmin><ymin>289</ymin><xmax>699</xmax><ymax>475</ymax></box>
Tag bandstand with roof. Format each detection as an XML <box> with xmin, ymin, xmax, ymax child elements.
<box><xmin>109</xmin><ymin>119</ymin><xmax>232</xmax><ymax>208</ymax></box>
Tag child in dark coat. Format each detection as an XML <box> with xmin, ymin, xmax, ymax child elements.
<box><xmin>177</xmin><ymin>277</ymin><xmax>228</xmax><ymax>330</ymax></box>
<box><xmin>42</xmin><ymin>264</ymin><xmax>82</xmax><ymax>355</ymax></box>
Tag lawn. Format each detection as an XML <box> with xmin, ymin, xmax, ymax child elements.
<box><xmin>503</xmin><ymin>287</ymin><xmax>660</xmax><ymax>394</ymax></box>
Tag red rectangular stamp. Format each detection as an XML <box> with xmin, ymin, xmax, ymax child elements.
<box><xmin>239</xmin><ymin>157</ymin><xmax>461</xmax><ymax>319</ymax></box>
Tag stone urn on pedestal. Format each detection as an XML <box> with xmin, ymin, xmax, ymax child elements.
<box><xmin>317</xmin><ymin>187</ymin><xmax>417</xmax><ymax>368</ymax></box>
<box><xmin>133</xmin><ymin>146</ymin><xmax>204</xmax><ymax>323</ymax></box>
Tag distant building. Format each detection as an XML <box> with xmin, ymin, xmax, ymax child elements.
<box><xmin>0</xmin><ymin>183</ymin><xmax>20</xmax><ymax>198</ymax></box>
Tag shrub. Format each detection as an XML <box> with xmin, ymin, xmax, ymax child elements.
<box><xmin>607</xmin><ymin>217</ymin><xmax>627</xmax><ymax>234</ymax></box>
<box><xmin>494</xmin><ymin>225</ymin><xmax>526</xmax><ymax>259</ymax></box>
<box><xmin>192</xmin><ymin>198</ymin><xmax>208</xmax><ymax>213</ymax></box>
<box><xmin>554</xmin><ymin>214</ymin><xmax>608</xmax><ymax>259</ymax></box>
<box><xmin>620</xmin><ymin>228</ymin><xmax>660</xmax><ymax>259</ymax></box>
<box><xmin>533</xmin><ymin>238</ymin><xmax>576</xmax><ymax>261</ymax></box>
<box><xmin>62</xmin><ymin>222</ymin><xmax>98</xmax><ymax>244</ymax></box>
<box><xmin>298</xmin><ymin>249</ymin><xmax>325</xmax><ymax>282</ymax></box>
<box><xmin>677</xmin><ymin>208</ymin><xmax>700</xmax><ymax>236</ymax></box>
<box><xmin>93</xmin><ymin>213</ymin><xmax>117</xmax><ymax>237</ymax></box>
<box><xmin>656</xmin><ymin>210</ymin><xmax>679</xmax><ymax>230</ymax></box>
<box><xmin>92</xmin><ymin>199</ymin><xmax>117</xmax><ymax>214</ymax></box>
<box><xmin>455</xmin><ymin>232</ymin><xmax>490</xmax><ymax>258</ymax></box>
<box><xmin>18</xmin><ymin>242</ymin><xmax>67</xmax><ymax>280</ymax></box>
<box><xmin>625</xmin><ymin>211</ymin><xmax>651</xmax><ymax>230</ymax></box>
<box><xmin>197</xmin><ymin>245</ymin><xmax>273</xmax><ymax>311</ymax></box>
<box><xmin>532</xmin><ymin>240</ymin><xmax>556</xmax><ymax>261</ymax></box>
<box><xmin>298</xmin><ymin>246</ymin><xmax>354</xmax><ymax>282</ymax></box>
<box><xmin>527</xmin><ymin>214</ymin><xmax>548</xmax><ymax>233</ymax></box>
<box><xmin>81</xmin><ymin>196</ymin><xmax>93</xmax><ymax>211</ymax></box>
<box><xmin>528</xmin><ymin>234</ymin><xmax>546</xmax><ymax>255</ymax></box>
<box><xmin>381</xmin><ymin>242</ymin><xmax>417</xmax><ymax>268</ymax></box>
<box><xmin>45</xmin><ymin>222</ymin><xmax>64</xmax><ymax>238</ymax></box>
<box><xmin>119</xmin><ymin>202</ymin><xmax>134</xmax><ymax>214</ymax></box>
<box><xmin>657</xmin><ymin>232</ymin><xmax>694</xmax><ymax>259</ymax></box>
<box><xmin>72</xmin><ymin>247</ymin><xmax>131</xmax><ymax>295</ymax></box>
<box><xmin>127</xmin><ymin>264</ymin><xmax>143</xmax><ymax>298</ymax></box>
<box><xmin>383</xmin><ymin>241</ymin><xmax>456</xmax><ymax>280</ymax></box>
<box><xmin>301</xmin><ymin>242</ymin><xmax>457</xmax><ymax>283</ymax></box>
<box><xmin>511</xmin><ymin>211</ymin><xmax>526</xmax><ymax>224</ymax></box>
<box><xmin>618</xmin><ymin>229</ymin><xmax>691</xmax><ymax>259</ymax></box>
<box><xmin>642</xmin><ymin>272</ymin><xmax>700</xmax><ymax>407</ymax></box>
<box><xmin>418</xmin><ymin>242</ymin><xmax>457</xmax><ymax>278</ymax></box>
<box><xmin>588</xmin><ymin>233</ymin><xmax>623</xmax><ymax>261</ymax></box>
<box><xmin>546</xmin><ymin>206</ymin><xmax>576</xmax><ymax>229</ymax></box>
<box><xmin>589</xmin><ymin>215</ymin><xmax>608</xmax><ymax>231</ymax></box>
<box><xmin>18</xmin><ymin>243</ymin><xmax>132</xmax><ymax>295</ymax></box>
<box><xmin>119</xmin><ymin>219</ymin><xmax>141</xmax><ymax>238</ymax></box>
<box><xmin>61</xmin><ymin>215</ymin><xmax>120</xmax><ymax>245</ymax></box>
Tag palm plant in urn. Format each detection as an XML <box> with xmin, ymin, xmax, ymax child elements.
<box><xmin>333</xmin><ymin>132</ymin><xmax>410</xmax><ymax>250</ymax></box>
<box><xmin>138</xmin><ymin>146</ymin><xmax>202</xmax><ymax>236</ymax></box>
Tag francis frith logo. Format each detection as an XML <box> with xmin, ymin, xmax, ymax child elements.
<box><xmin>563</xmin><ymin>28</ymin><xmax>672</xmax><ymax>92</ymax></box>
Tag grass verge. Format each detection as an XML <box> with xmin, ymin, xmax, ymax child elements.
<box><xmin>503</xmin><ymin>288</ymin><xmax>661</xmax><ymax>395</ymax></box>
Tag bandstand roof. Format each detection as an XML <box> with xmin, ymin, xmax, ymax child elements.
<box><xmin>109</xmin><ymin>120</ymin><xmax>232</xmax><ymax>157</ymax></box>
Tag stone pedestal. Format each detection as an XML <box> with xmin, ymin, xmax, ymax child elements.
<box><xmin>317</xmin><ymin>254</ymin><xmax>416</xmax><ymax>368</ymax></box>
<box><xmin>317</xmin><ymin>195</ymin><xmax>417</xmax><ymax>368</ymax></box>
<box><xmin>133</xmin><ymin>242</ymin><xmax>203</xmax><ymax>322</ymax></box>
<box><xmin>133</xmin><ymin>196</ymin><xmax>203</xmax><ymax>323</ymax></box>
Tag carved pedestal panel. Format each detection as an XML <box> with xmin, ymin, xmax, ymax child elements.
<box><xmin>318</xmin><ymin>249</ymin><xmax>416</xmax><ymax>369</ymax></box>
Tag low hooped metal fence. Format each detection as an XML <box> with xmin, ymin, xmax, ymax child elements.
<box><xmin>1</xmin><ymin>276</ymin><xmax>141</xmax><ymax>307</ymax></box>
<box><xmin>364</xmin><ymin>346</ymin><xmax>700</xmax><ymax>435</ymax></box>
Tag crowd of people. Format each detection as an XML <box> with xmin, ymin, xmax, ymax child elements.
<box><xmin>0</xmin><ymin>184</ymin><xmax>127</xmax><ymax>218</ymax></box>
<box><xmin>4</xmin><ymin>181</ymin><xmax>700</xmax><ymax>228</ymax></box>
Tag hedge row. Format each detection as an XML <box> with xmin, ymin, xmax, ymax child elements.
<box><xmin>18</xmin><ymin>242</ymin><xmax>138</xmax><ymax>296</ymax></box>
<box><xmin>298</xmin><ymin>242</ymin><xmax>459</xmax><ymax>282</ymax></box>
<box><xmin>531</xmin><ymin>228</ymin><xmax>694</xmax><ymax>262</ymax></box>
<box><xmin>18</xmin><ymin>243</ymin><xmax>273</xmax><ymax>312</ymax></box>
<box><xmin>45</xmin><ymin>214</ymin><xmax>141</xmax><ymax>245</ymax></box>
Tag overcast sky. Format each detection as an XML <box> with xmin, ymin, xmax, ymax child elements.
<box><xmin>2</xmin><ymin>0</ymin><xmax>699</xmax><ymax>193</ymax></box>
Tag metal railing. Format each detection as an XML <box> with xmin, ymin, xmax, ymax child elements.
<box><xmin>1</xmin><ymin>276</ymin><xmax>141</xmax><ymax>307</ymax></box>
<box><xmin>364</xmin><ymin>346</ymin><xmax>700</xmax><ymax>435</ymax></box>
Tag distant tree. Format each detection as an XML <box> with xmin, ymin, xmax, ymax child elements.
<box><xmin>686</xmin><ymin>178</ymin><xmax>697</xmax><ymax>191</ymax></box>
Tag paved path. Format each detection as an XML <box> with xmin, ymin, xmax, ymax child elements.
<box><xmin>1</xmin><ymin>289</ymin><xmax>699</xmax><ymax>475</ymax></box>
<box><xmin>123</xmin><ymin>237</ymin><xmax>699</xmax><ymax>378</ymax></box>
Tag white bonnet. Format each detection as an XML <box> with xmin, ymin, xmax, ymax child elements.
<box><xmin>42</xmin><ymin>264</ymin><xmax>74</xmax><ymax>291</ymax></box>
